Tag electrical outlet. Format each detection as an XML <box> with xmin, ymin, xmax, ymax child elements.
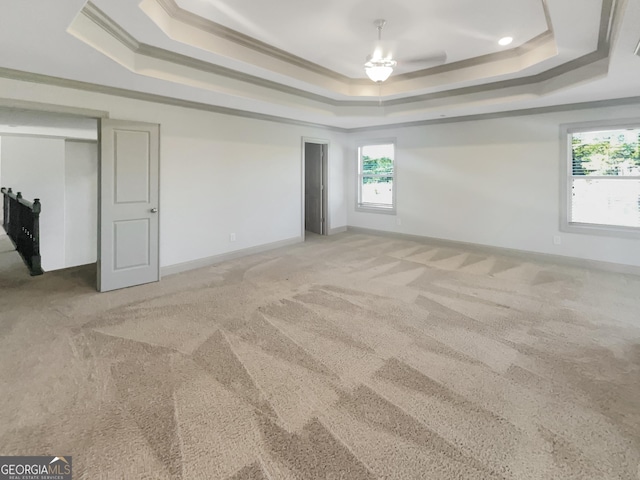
<box><xmin>229</xmin><ymin>233</ymin><xmax>236</xmax><ymax>242</ymax></box>
<box><xmin>553</xmin><ymin>235</ymin><xmax>561</xmax><ymax>245</ymax></box>
<box><xmin>396</xmin><ymin>218</ymin><xmax>402</xmax><ymax>226</ymax></box>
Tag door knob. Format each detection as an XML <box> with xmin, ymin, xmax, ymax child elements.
<box><xmin>150</xmin><ymin>208</ymin><xmax>158</xmax><ymax>213</ymax></box>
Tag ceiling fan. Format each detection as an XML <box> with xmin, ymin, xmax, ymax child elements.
<box><xmin>364</xmin><ymin>19</ymin><xmax>447</xmax><ymax>83</ymax></box>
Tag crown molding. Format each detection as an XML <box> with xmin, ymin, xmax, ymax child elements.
<box><xmin>152</xmin><ymin>0</ymin><xmax>349</xmax><ymax>82</ymax></box>
<box><xmin>149</xmin><ymin>0</ymin><xmax>560</xmax><ymax>86</ymax></box>
<box><xmin>0</xmin><ymin>0</ymin><xmax>627</xmax><ymax>133</ymax></box>
<box><xmin>82</xmin><ymin>1</ymin><xmax>140</xmax><ymax>51</ymax></box>
<box><xmin>347</xmin><ymin>96</ymin><xmax>640</xmax><ymax>133</ymax></box>
<box><xmin>392</xmin><ymin>0</ymin><xmax>554</xmax><ymax>82</ymax></box>
<box><xmin>0</xmin><ymin>67</ymin><xmax>348</xmax><ymax>132</ymax></box>
<box><xmin>81</xmin><ymin>2</ymin><xmax>353</xmax><ymax>107</ymax></box>
<box><xmin>74</xmin><ymin>0</ymin><xmax>618</xmax><ymax>112</ymax></box>
<box><xmin>2</xmin><ymin>66</ymin><xmax>640</xmax><ymax>134</ymax></box>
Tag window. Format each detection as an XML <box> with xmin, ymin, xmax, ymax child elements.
<box><xmin>562</xmin><ymin>122</ymin><xmax>640</xmax><ymax>236</ymax></box>
<box><xmin>357</xmin><ymin>142</ymin><xmax>395</xmax><ymax>213</ymax></box>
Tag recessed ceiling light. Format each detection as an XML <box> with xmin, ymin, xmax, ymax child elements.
<box><xmin>498</xmin><ymin>36</ymin><xmax>513</xmax><ymax>46</ymax></box>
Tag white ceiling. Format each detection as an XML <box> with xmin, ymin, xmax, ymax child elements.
<box><xmin>173</xmin><ymin>0</ymin><xmax>549</xmax><ymax>77</ymax></box>
<box><xmin>0</xmin><ymin>0</ymin><xmax>639</xmax><ymax>129</ymax></box>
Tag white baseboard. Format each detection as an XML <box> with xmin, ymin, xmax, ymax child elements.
<box><xmin>161</xmin><ymin>227</ymin><xmax>640</xmax><ymax>278</ymax></box>
<box><xmin>328</xmin><ymin>225</ymin><xmax>347</xmax><ymax>235</ymax></box>
<box><xmin>347</xmin><ymin>226</ymin><xmax>640</xmax><ymax>276</ymax></box>
<box><xmin>161</xmin><ymin>236</ymin><xmax>303</xmax><ymax>277</ymax></box>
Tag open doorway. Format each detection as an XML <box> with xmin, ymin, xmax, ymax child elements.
<box><xmin>302</xmin><ymin>138</ymin><xmax>328</xmax><ymax>238</ymax></box>
<box><xmin>0</xmin><ymin>107</ymin><xmax>161</xmax><ymax>292</ymax></box>
<box><xmin>0</xmin><ymin>109</ymin><xmax>99</xmax><ymax>280</ymax></box>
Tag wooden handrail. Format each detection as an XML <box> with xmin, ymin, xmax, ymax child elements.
<box><xmin>1</xmin><ymin>187</ymin><xmax>41</xmax><ymax>212</ymax></box>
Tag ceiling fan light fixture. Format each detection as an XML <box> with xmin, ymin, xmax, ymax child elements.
<box><xmin>364</xmin><ymin>18</ymin><xmax>397</xmax><ymax>83</ymax></box>
<box><xmin>365</xmin><ymin>58</ymin><xmax>396</xmax><ymax>82</ymax></box>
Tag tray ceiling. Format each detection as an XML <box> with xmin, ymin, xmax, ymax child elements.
<box><xmin>1</xmin><ymin>0</ymin><xmax>639</xmax><ymax>128</ymax></box>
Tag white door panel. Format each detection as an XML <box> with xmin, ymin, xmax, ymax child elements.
<box><xmin>99</xmin><ymin>119</ymin><xmax>159</xmax><ymax>292</ymax></box>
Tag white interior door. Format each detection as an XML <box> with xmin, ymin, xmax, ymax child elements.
<box><xmin>99</xmin><ymin>119</ymin><xmax>159</xmax><ymax>292</ymax></box>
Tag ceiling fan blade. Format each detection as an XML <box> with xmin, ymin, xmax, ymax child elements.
<box><xmin>401</xmin><ymin>51</ymin><xmax>448</xmax><ymax>66</ymax></box>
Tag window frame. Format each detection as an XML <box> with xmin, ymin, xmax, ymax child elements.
<box><xmin>560</xmin><ymin>119</ymin><xmax>640</xmax><ymax>239</ymax></box>
<box><xmin>356</xmin><ymin>139</ymin><xmax>397</xmax><ymax>214</ymax></box>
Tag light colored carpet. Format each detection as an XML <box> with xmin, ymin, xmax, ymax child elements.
<box><xmin>0</xmin><ymin>232</ymin><xmax>639</xmax><ymax>479</ymax></box>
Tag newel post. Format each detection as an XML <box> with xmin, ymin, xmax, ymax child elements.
<box><xmin>31</xmin><ymin>198</ymin><xmax>43</xmax><ymax>275</ymax></box>
<box><xmin>15</xmin><ymin>192</ymin><xmax>22</xmax><ymax>250</ymax></box>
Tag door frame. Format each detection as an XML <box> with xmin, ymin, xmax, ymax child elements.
<box><xmin>0</xmin><ymin>102</ymin><xmax>106</xmax><ymax>290</ymax></box>
<box><xmin>0</xmin><ymin>100</ymin><xmax>162</xmax><ymax>292</ymax></box>
<box><xmin>301</xmin><ymin>137</ymin><xmax>329</xmax><ymax>239</ymax></box>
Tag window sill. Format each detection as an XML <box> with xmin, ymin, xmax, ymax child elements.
<box><xmin>561</xmin><ymin>221</ymin><xmax>640</xmax><ymax>240</ymax></box>
<box><xmin>356</xmin><ymin>204</ymin><xmax>396</xmax><ymax>215</ymax></box>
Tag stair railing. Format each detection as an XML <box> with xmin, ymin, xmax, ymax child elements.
<box><xmin>1</xmin><ymin>187</ymin><xmax>44</xmax><ymax>276</ymax></box>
